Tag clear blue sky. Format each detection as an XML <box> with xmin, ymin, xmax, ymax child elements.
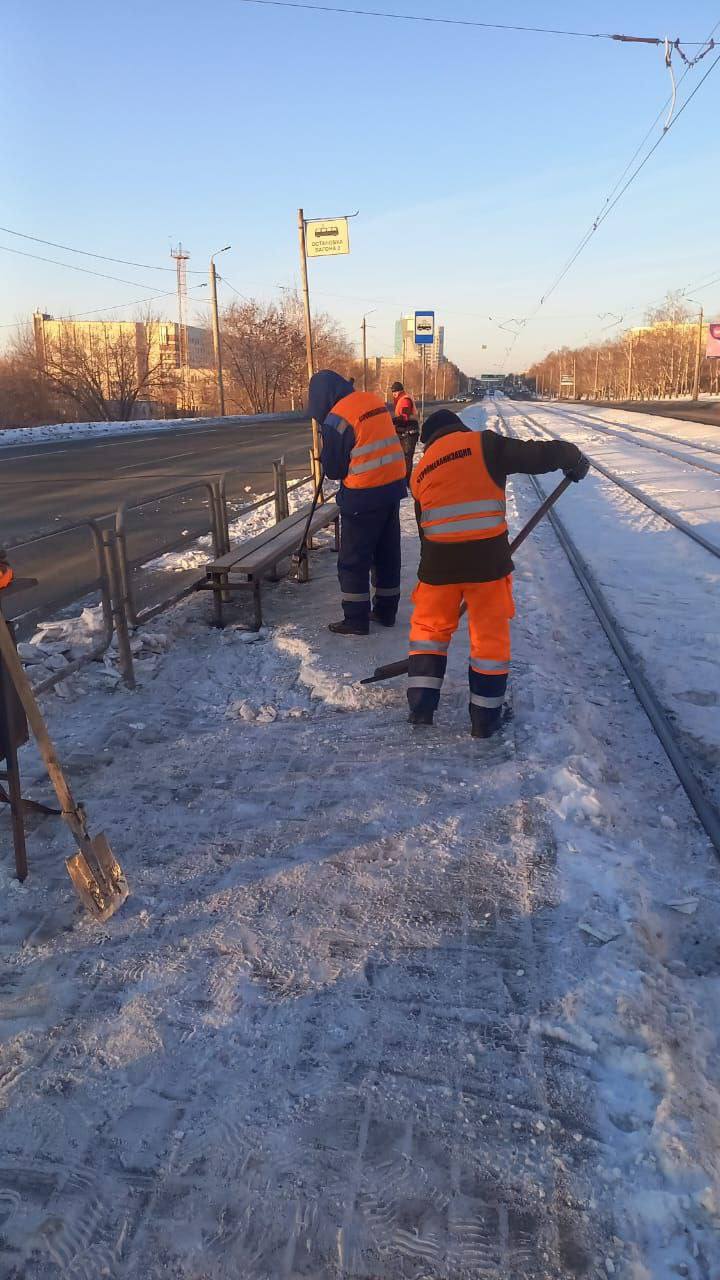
<box><xmin>3</xmin><ymin>0</ymin><xmax>719</xmax><ymax>373</ymax></box>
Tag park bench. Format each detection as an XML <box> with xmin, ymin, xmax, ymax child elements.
<box><xmin>198</xmin><ymin>500</ymin><xmax>339</xmax><ymax>628</ymax></box>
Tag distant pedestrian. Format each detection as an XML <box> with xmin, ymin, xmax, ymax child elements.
<box><xmin>390</xmin><ymin>381</ymin><xmax>420</xmax><ymax>482</ymax></box>
<box><xmin>308</xmin><ymin>370</ymin><xmax>407</xmax><ymax>635</ymax></box>
<box><xmin>407</xmin><ymin>409</ymin><xmax>589</xmax><ymax>738</ymax></box>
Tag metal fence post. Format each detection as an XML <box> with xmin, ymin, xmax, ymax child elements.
<box><xmin>273</xmin><ymin>457</ymin><xmax>289</xmax><ymax>523</ymax></box>
<box><xmin>102</xmin><ymin>529</ymin><xmax>136</xmax><ymax>690</ymax></box>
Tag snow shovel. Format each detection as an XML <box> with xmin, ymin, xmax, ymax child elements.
<box><xmin>292</xmin><ymin>467</ymin><xmax>326</xmax><ymax>583</ymax></box>
<box><xmin>0</xmin><ymin>611</ymin><xmax>129</xmax><ymax>921</ymax></box>
<box><xmin>361</xmin><ymin>475</ymin><xmax>573</xmax><ymax>685</ymax></box>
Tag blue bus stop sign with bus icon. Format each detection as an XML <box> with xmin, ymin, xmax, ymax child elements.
<box><xmin>414</xmin><ymin>311</ymin><xmax>435</xmax><ymax>346</ymax></box>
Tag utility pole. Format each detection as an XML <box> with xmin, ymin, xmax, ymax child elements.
<box><xmin>572</xmin><ymin>356</ymin><xmax>577</xmax><ymax>401</ymax></box>
<box><xmin>626</xmin><ymin>332</ymin><xmax>634</xmax><ymax>400</ymax></box>
<box><xmin>692</xmin><ymin>304</ymin><xmax>704</xmax><ymax>402</ymax></box>
<box><xmin>592</xmin><ymin>349</ymin><xmax>599</xmax><ymax>401</ymax></box>
<box><xmin>209</xmin><ymin>245</ymin><xmax>230</xmax><ymax>417</ymax></box>
<box><xmin>361</xmin><ymin>315</ymin><xmax>367</xmax><ymax>391</ymax></box>
<box><xmin>442</xmin><ymin>362</ymin><xmax>447</xmax><ymax>399</ymax></box>
<box><xmin>171</xmin><ymin>244</ymin><xmax>190</xmax><ymax>412</ymax></box>
<box><xmin>297</xmin><ymin>208</ymin><xmax>320</xmax><ymax>485</ymax></box>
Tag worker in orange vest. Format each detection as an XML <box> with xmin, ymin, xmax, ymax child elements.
<box><xmin>309</xmin><ymin>370</ymin><xmax>407</xmax><ymax>635</ymax></box>
<box><xmin>390</xmin><ymin>381</ymin><xmax>419</xmax><ymax>482</ymax></box>
<box><xmin>0</xmin><ymin>549</ymin><xmax>13</xmax><ymax>592</ymax></box>
<box><xmin>408</xmin><ymin>409</ymin><xmax>588</xmax><ymax>737</ymax></box>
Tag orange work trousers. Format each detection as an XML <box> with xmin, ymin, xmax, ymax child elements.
<box><xmin>408</xmin><ymin>576</ymin><xmax>514</xmax><ymax>717</ymax></box>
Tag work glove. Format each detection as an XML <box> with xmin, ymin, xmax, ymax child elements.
<box><xmin>564</xmin><ymin>453</ymin><xmax>590</xmax><ymax>482</ymax></box>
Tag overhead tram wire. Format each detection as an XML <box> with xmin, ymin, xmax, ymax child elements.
<box><xmin>236</xmin><ymin>0</ymin><xmax>708</xmax><ymax>48</ymax></box>
<box><xmin>535</xmin><ymin>27</ymin><xmax>720</xmax><ymax>310</ymax></box>
<box><xmin>501</xmin><ymin>35</ymin><xmax>720</xmax><ymax>370</ymax></box>
<box><xmin>0</xmin><ymin>226</ymin><xmax>205</xmax><ymax>274</ymax></box>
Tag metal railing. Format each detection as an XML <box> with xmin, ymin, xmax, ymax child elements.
<box><xmin>115</xmin><ymin>479</ymin><xmax>224</xmax><ymax>628</ymax></box>
<box><xmin>7</xmin><ymin>456</ymin><xmax>318</xmax><ymax>692</ymax></box>
<box><xmin>3</xmin><ymin>519</ymin><xmax>118</xmax><ymax>693</ymax></box>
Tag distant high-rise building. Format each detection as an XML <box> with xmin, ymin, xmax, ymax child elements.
<box><xmin>395</xmin><ymin>315</ymin><xmax>445</xmax><ymax>367</ymax></box>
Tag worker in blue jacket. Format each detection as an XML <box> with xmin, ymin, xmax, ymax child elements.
<box><xmin>308</xmin><ymin>370</ymin><xmax>407</xmax><ymax>635</ymax></box>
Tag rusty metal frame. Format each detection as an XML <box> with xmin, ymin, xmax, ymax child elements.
<box><xmin>115</xmin><ymin>479</ymin><xmax>224</xmax><ymax>628</ymax></box>
<box><xmin>5</xmin><ymin>520</ymin><xmax>116</xmax><ymax>694</ymax></box>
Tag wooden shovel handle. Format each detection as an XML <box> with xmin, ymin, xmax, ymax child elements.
<box><xmin>0</xmin><ymin>612</ymin><xmax>86</xmax><ymax>839</ymax></box>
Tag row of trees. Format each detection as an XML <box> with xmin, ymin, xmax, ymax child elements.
<box><xmin>0</xmin><ymin>291</ymin><xmax>465</xmax><ymax>427</ymax></box>
<box><xmin>527</xmin><ymin>293</ymin><xmax>720</xmax><ymax>402</ymax></box>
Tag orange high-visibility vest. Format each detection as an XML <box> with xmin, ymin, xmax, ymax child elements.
<box><xmin>333</xmin><ymin>391</ymin><xmax>407</xmax><ymax>490</ymax></box>
<box><xmin>411</xmin><ymin>430</ymin><xmax>508</xmax><ymax>543</ymax></box>
<box><xmin>393</xmin><ymin>392</ymin><xmax>417</xmax><ymax>422</ymax></box>
<box><xmin>0</xmin><ymin>566</ymin><xmax>13</xmax><ymax>591</ymax></box>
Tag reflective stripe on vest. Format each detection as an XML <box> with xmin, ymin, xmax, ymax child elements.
<box><xmin>412</xmin><ymin>430</ymin><xmax>508</xmax><ymax>544</ymax></box>
<box><xmin>332</xmin><ymin>391</ymin><xmax>407</xmax><ymax>490</ymax></box>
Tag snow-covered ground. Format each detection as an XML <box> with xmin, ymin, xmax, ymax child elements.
<box><xmin>489</xmin><ymin>397</ymin><xmax>720</xmax><ymax>812</ymax></box>
<box><xmin>0</xmin><ymin>410</ymin><xmax>302</xmax><ymax>450</ymax></box>
<box><xmin>2</xmin><ymin>459</ymin><xmax>720</xmax><ymax>1278</ymax></box>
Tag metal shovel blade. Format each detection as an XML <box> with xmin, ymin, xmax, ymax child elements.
<box><xmin>65</xmin><ymin>832</ymin><xmax>129</xmax><ymax>922</ymax></box>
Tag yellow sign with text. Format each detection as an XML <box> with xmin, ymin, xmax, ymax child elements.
<box><xmin>305</xmin><ymin>218</ymin><xmax>350</xmax><ymax>258</ymax></box>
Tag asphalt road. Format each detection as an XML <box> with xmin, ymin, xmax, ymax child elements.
<box><xmin>1</xmin><ymin>415</ymin><xmax>315</xmax><ymax>634</ymax></box>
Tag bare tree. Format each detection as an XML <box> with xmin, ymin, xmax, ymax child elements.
<box><xmin>527</xmin><ymin>289</ymin><xmax>710</xmax><ymax>403</ymax></box>
<box><xmin>221</xmin><ymin>292</ymin><xmax>354</xmax><ymax>414</ymax></box>
<box><xmin>36</xmin><ymin>315</ymin><xmax>169</xmax><ymax>421</ymax></box>
<box><xmin>0</xmin><ymin>327</ymin><xmax>60</xmax><ymax>427</ymax></box>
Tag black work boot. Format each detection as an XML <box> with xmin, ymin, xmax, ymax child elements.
<box><xmin>328</xmin><ymin>618</ymin><xmax>369</xmax><ymax>636</ymax></box>
<box><xmin>469</xmin><ymin>704</ymin><xmax>503</xmax><ymax>739</ymax></box>
<box><xmin>408</xmin><ymin>708</ymin><xmax>434</xmax><ymax>727</ymax></box>
<box><xmin>369</xmin><ymin>609</ymin><xmax>396</xmax><ymax>628</ymax></box>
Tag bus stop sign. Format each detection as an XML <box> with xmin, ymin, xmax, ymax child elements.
<box><xmin>414</xmin><ymin>311</ymin><xmax>435</xmax><ymax>346</ymax></box>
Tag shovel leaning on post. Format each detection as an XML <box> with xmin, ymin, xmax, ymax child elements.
<box><xmin>361</xmin><ymin>476</ymin><xmax>574</xmax><ymax>685</ymax></box>
<box><xmin>292</xmin><ymin>467</ymin><xmax>326</xmax><ymax>583</ymax></box>
<box><xmin>0</xmin><ymin>611</ymin><xmax>129</xmax><ymax>921</ymax></box>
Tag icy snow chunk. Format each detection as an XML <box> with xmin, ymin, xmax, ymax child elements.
<box><xmin>665</xmin><ymin>898</ymin><xmax>699</xmax><ymax>915</ymax></box>
<box><xmin>550</xmin><ymin>764</ymin><xmax>602</xmax><ymax>822</ymax></box>
<box><xmin>534</xmin><ymin>1019</ymin><xmax>598</xmax><ymax>1055</ymax></box>
<box><xmin>227</xmin><ymin>700</ymin><xmax>257</xmax><ymax>722</ymax></box>
<box><xmin>256</xmin><ymin>704</ymin><xmax>278</xmax><ymax>723</ymax></box>
<box><xmin>578</xmin><ymin>920</ymin><xmax>621</xmax><ymax>944</ymax></box>
<box><xmin>142</xmin><ymin>632</ymin><xmax>171</xmax><ymax>653</ymax></box>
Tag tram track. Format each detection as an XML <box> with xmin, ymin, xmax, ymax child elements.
<box><xmin>502</xmin><ymin>402</ymin><xmax>720</xmax><ymax>562</ymax></box>
<box><xmin>495</xmin><ymin>401</ymin><xmax>720</xmax><ymax>860</ymax></box>
<box><xmin>546</xmin><ymin>402</ymin><xmax>720</xmax><ymax>459</ymax></box>
<box><xmin>536</xmin><ymin>402</ymin><xmax>720</xmax><ymax>475</ymax></box>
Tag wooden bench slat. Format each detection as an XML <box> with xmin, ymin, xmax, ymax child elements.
<box><xmin>207</xmin><ymin>503</ymin><xmax>337</xmax><ymax>573</ymax></box>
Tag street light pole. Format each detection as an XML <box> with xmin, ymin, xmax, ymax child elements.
<box><xmin>298</xmin><ymin>208</ymin><xmax>321</xmax><ymax>485</ymax></box>
<box><xmin>360</xmin><ymin>310</ymin><xmax>377</xmax><ymax>393</ymax></box>
<box><xmin>209</xmin><ymin>245</ymin><xmax>230</xmax><ymax>417</ymax></box>
<box><xmin>626</xmin><ymin>332</ymin><xmax>634</xmax><ymax>400</ymax></box>
<box><xmin>687</xmin><ymin>300</ymin><xmax>704</xmax><ymax>402</ymax></box>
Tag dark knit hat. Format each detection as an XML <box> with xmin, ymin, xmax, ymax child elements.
<box><xmin>420</xmin><ymin>408</ymin><xmax>464</xmax><ymax>445</ymax></box>
<box><xmin>391</xmin><ymin>381</ymin><xmax>404</xmax><ymax>393</ymax></box>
